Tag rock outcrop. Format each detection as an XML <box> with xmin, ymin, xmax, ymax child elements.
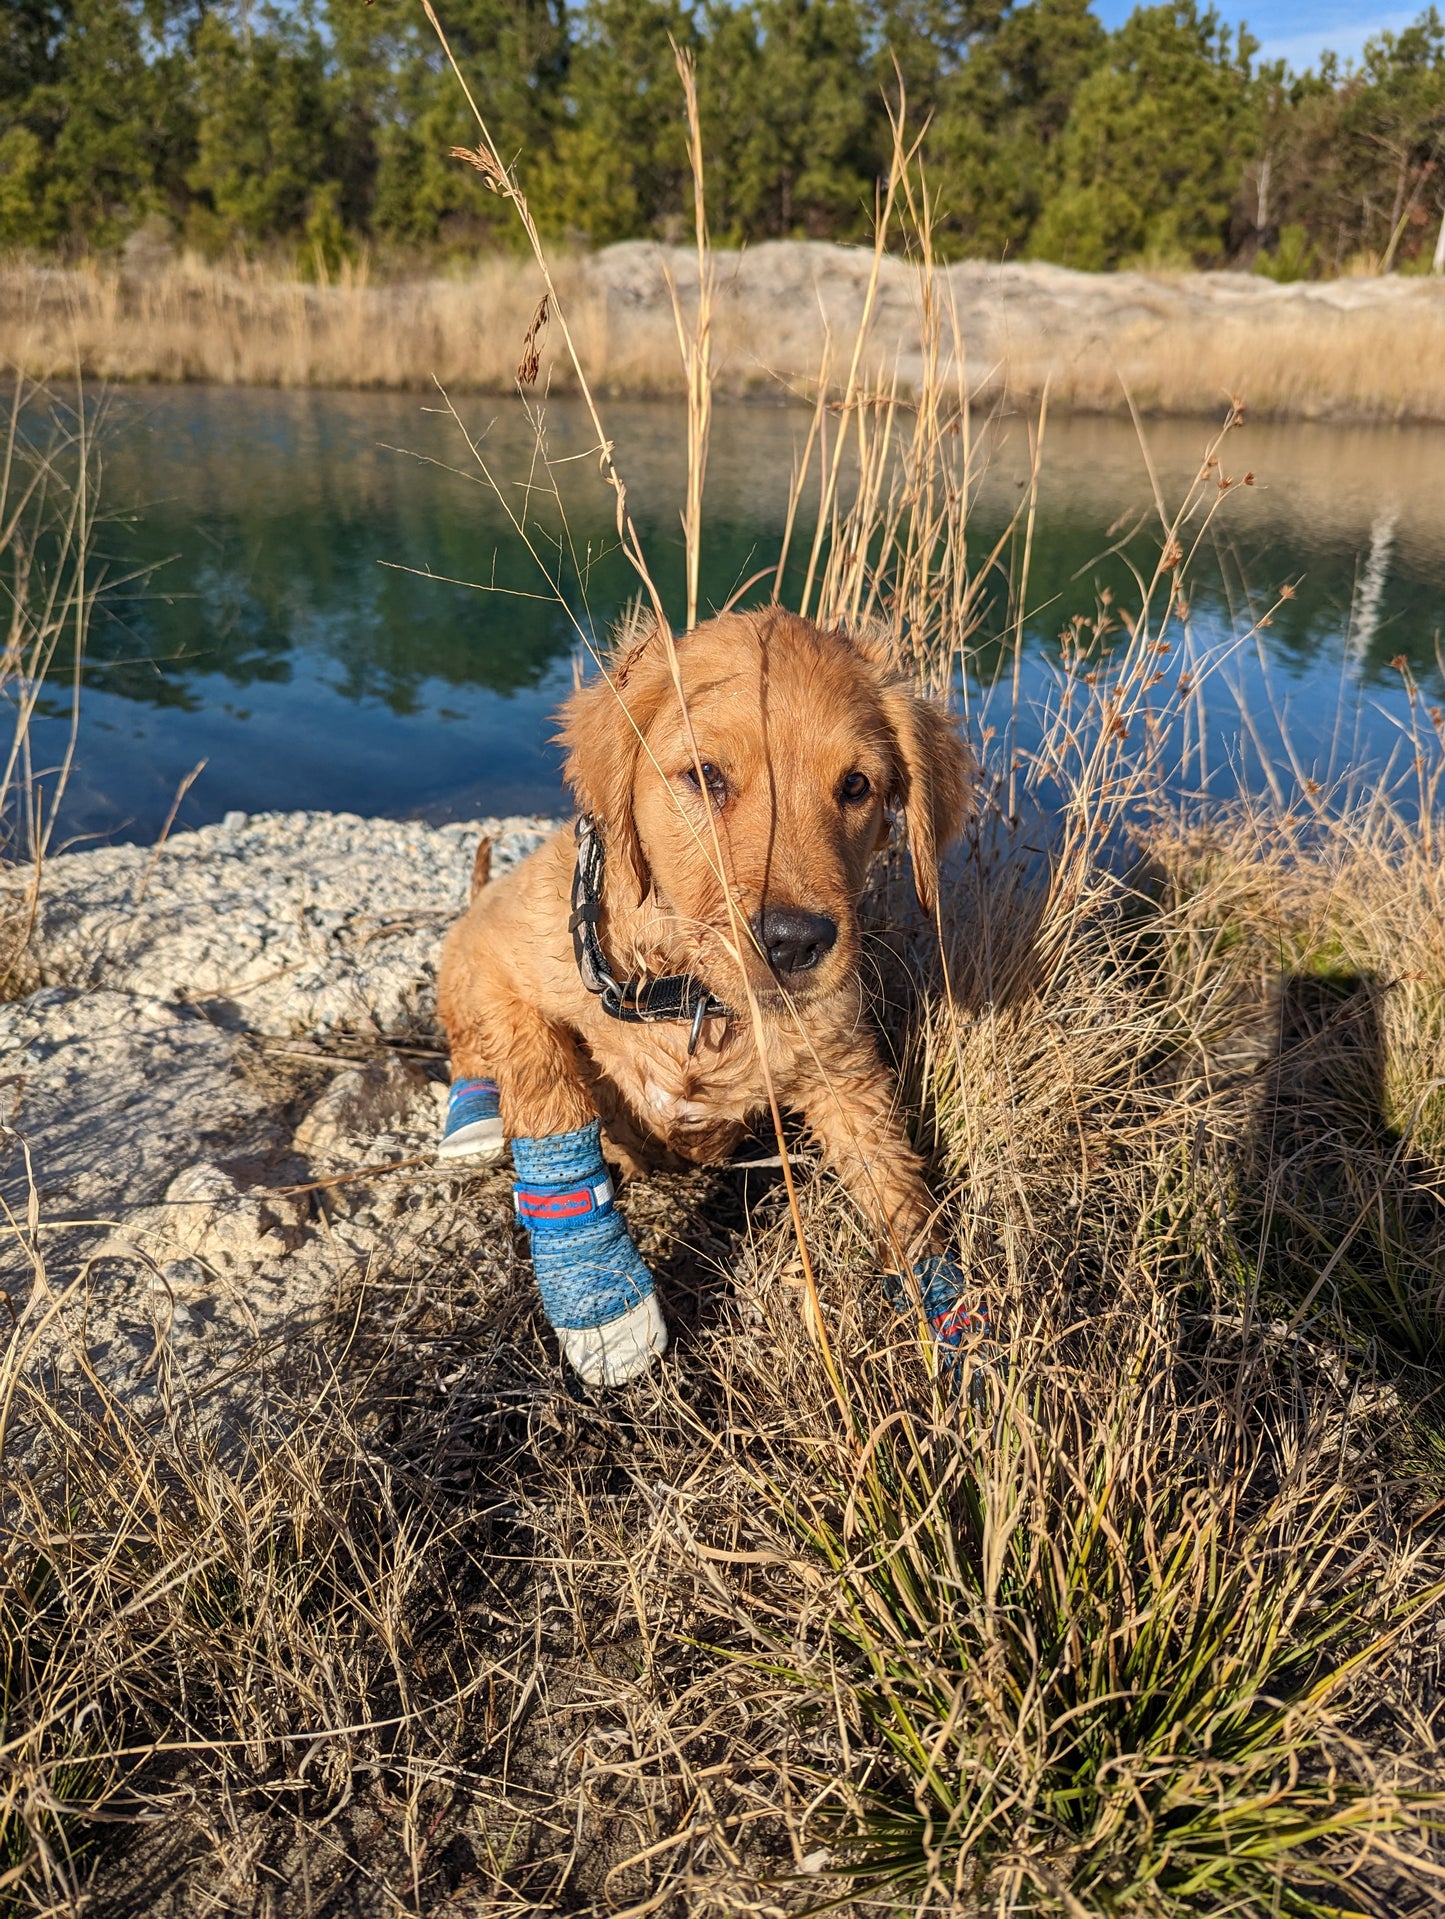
<box><xmin>0</xmin><ymin>812</ymin><xmax>557</xmax><ymax>1407</ymax></box>
<box><xmin>15</xmin><ymin>808</ymin><xmax>554</xmax><ymax>1034</ymax></box>
<box><xmin>584</xmin><ymin>241</ymin><xmax>1445</xmax><ymax>420</ymax></box>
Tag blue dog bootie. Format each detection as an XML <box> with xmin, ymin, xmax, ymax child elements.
<box><xmin>438</xmin><ymin>1076</ymin><xmax>506</xmax><ymax>1163</ymax></box>
<box><xmin>511</xmin><ymin>1121</ymin><xmax>668</xmax><ymax>1386</ymax></box>
<box><xmin>886</xmin><ymin>1254</ymin><xmax>992</xmax><ymax>1379</ymax></box>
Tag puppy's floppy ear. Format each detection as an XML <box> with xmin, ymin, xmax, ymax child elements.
<box><xmin>879</xmin><ymin>682</ymin><xmax>973</xmax><ymax>915</ymax></box>
<box><xmin>558</xmin><ymin>624</ymin><xmax>661</xmax><ymax>903</ymax></box>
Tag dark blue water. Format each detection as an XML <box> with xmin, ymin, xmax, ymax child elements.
<box><xmin>25</xmin><ymin>388</ymin><xmax>1445</xmax><ymax>844</ymax></box>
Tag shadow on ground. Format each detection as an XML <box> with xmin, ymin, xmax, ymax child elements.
<box><xmin>1248</xmin><ymin>970</ymin><xmax>1445</xmax><ymax>1368</ymax></box>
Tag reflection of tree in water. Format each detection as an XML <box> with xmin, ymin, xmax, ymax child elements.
<box><xmin>49</xmin><ymin>501</ymin><xmax>1445</xmax><ymax>735</ymax></box>
<box><xmin>59</xmin><ymin>485</ymin><xmax>799</xmax><ymax>718</ymax></box>
<box><xmin>1247</xmin><ymin>970</ymin><xmax>1445</xmax><ymax>1366</ymax></box>
<box><xmin>73</xmin><ymin>503</ymin><xmax>583</xmax><ymax>712</ymax></box>
<box><xmin>37</xmin><ymin>393</ymin><xmax>1445</xmax><ymax>732</ymax></box>
<box><xmin>966</xmin><ymin>508</ymin><xmax>1441</xmax><ymax>697</ymax></box>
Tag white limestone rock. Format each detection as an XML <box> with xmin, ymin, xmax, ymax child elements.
<box><xmin>0</xmin><ymin>986</ymin><xmax>281</xmax><ymax>1226</ymax></box>
<box><xmin>0</xmin><ymin>811</ymin><xmax>557</xmax><ymax>1408</ymax></box>
<box><xmin>293</xmin><ymin>1053</ymin><xmax>442</xmax><ymax>1167</ymax></box>
<box><xmin>12</xmin><ymin>809</ymin><xmax>558</xmax><ymax>1039</ymax></box>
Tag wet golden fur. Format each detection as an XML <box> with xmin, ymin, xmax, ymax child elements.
<box><xmin>437</xmin><ymin>606</ymin><xmax>972</xmax><ymax>1260</ymax></box>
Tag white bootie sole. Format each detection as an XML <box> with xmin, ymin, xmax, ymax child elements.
<box><xmin>560</xmin><ymin>1293</ymin><xmax>669</xmax><ymax>1386</ymax></box>
<box><xmin>436</xmin><ymin>1115</ymin><xmax>506</xmax><ymax>1163</ymax></box>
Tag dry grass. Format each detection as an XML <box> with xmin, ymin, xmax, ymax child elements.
<box><xmin>6</xmin><ymin>90</ymin><xmax>1445</xmax><ymax>1919</ymax></box>
<box><xmin>0</xmin><ymin>254</ymin><xmax>599</xmax><ymax>394</ymax></box>
<box><xmin>7</xmin><ymin>713</ymin><xmax>1445</xmax><ymax>1914</ymax></box>
<box><xmin>0</xmin><ymin>375</ymin><xmax>96</xmax><ymax>995</ymax></box>
<box><xmin>6</xmin><ymin>248</ymin><xmax>1445</xmax><ymax>422</ymax></box>
<box><xmin>1010</xmin><ymin>302</ymin><xmax>1445</xmax><ymax>424</ymax></box>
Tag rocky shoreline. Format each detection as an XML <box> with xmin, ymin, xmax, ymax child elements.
<box><xmin>1</xmin><ymin>811</ymin><xmax>559</xmax><ymax>1408</ymax></box>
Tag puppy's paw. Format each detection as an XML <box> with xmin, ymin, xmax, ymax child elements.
<box><xmin>437</xmin><ymin>1077</ymin><xmax>506</xmax><ymax>1162</ymax></box>
<box><xmin>512</xmin><ymin>1120</ymin><xmax>666</xmax><ymax>1384</ymax></box>
<box><xmin>887</xmin><ymin>1254</ymin><xmax>990</xmax><ymax>1348</ymax></box>
<box><xmin>560</xmin><ymin>1292</ymin><xmax>668</xmax><ymax>1386</ymax></box>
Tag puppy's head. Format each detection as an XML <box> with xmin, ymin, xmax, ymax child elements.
<box><xmin>560</xmin><ymin>606</ymin><xmax>972</xmax><ymax>1007</ymax></box>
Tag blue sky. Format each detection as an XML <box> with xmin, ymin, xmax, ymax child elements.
<box><xmin>1091</xmin><ymin>0</ymin><xmax>1424</xmax><ymax>66</ymax></box>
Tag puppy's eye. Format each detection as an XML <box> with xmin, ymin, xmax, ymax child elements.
<box><xmin>682</xmin><ymin>760</ymin><xmax>728</xmax><ymax>806</ymax></box>
<box><xmin>839</xmin><ymin>771</ymin><xmax>872</xmax><ymax>805</ymax></box>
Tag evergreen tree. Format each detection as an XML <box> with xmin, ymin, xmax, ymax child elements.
<box><xmin>187</xmin><ymin>6</ymin><xmax>338</xmax><ymax>249</ymax></box>
<box><xmin>22</xmin><ymin>0</ymin><xmax>192</xmax><ymax>249</ymax></box>
<box><xmin>1</xmin><ymin>0</ymin><xmax>1442</xmax><ymax>276</ymax></box>
<box><xmin>352</xmin><ymin>0</ymin><xmax>570</xmax><ymax>246</ymax></box>
<box><xmin>1029</xmin><ymin>0</ymin><xmax>1255</xmax><ymax>269</ymax></box>
<box><xmin>700</xmin><ymin>0</ymin><xmax>875</xmax><ymax>240</ymax></box>
<box><xmin>927</xmin><ymin>0</ymin><xmax>1106</xmax><ymax>257</ymax></box>
<box><xmin>1341</xmin><ymin>12</ymin><xmax>1445</xmax><ymax>267</ymax></box>
<box><xmin>1</xmin><ymin>0</ymin><xmax>71</xmax><ymax>109</ymax></box>
<box><xmin>1232</xmin><ymin>17</ymin><xmax>1445</xmax><ymax>273</ymax></box>
<box><xmin>530</xmin><ymin>0</ymin><xmax>695</xmax><ymax>242</ymax></box>
<box><xmin>1238</xmin><ymin>58</ymin><xmax>1341</xmax><ymax>270</ymax></box>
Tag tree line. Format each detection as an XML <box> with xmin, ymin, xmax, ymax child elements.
<box><xmin>3</xmin><ymin>0</ymin><xmax>1444</xmax><ymax>275</ymax></box>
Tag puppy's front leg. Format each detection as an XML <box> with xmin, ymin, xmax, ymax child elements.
<box><xmin>437</xmin><ymin>904</ymin><xmax>596</xmax><ymax>1155</ymax></box>
<box><xmin>445</xmin><ymin>989</ymin><xmax>667</xmax><ymax>1387</ymax></box>
<box><xmin>793</xmin><ymin>1038</ymin><xmax>989</xmax><ymax>1356</ymax></box>
<box><xmin>454</xmin><ymin>988</ymin><xmax>594</xmax><ymax>1141</ymax></box>
<box><xmin>792</xmin><ymin>1035</ymin><xmax>937</xmax><ymax>1262</ymax></box>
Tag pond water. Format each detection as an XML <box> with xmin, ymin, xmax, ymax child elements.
<box><xmin>27</xmin><ymin>386</ymin><xmax>1445</xmax><ymax>845</ymax></box>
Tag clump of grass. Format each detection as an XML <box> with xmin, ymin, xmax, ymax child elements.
<box><xmin>730</xmin><ymin>1318</ymin><xmax>1438</xmax><ymax>1914</ymax></box>
<box><xmin>1142</xmin><ymin>755</ymin><xmax>1445</xmax><ymax>1367</ymax></box>
<box><xmin>0</xmin><ymin>1245</ymin><xmax>544</xmax><ymax>1909</ymax></box>
<box><xmin>768</xmin><ymin>818</ymin><xmax>1445</xmax><ymax>1908</ymax></box>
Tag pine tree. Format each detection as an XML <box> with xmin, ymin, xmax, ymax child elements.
<box><xmin>1029</xmin><ymin>0</ymin><xmax>1256</xmax><ymax>269</ymax></box>
<box><xmin>18</xmin><ymin>0</ymin><xmax>184</xmax><ymax>249</ymax></box>
<box><xmin>529</xmin><ymin>0</ymin><xmax>694</xmax><ymax>242</ymax></box>
<box><xmin>927</xmin><ymin>0</ymin><xmax>1106</xmax><ymax>258</ymax></box>
<box><xmin>354</xmin><ymin>0</ymin><xmax>570</xmax><ymax>247</ymax></box>
<box><xmin>700</xmin><ymin>0</ymin><xmax>875</xmax><ymax>241</ymax></box>
<box><xmin>187</xmin><ymin>6</ymin><xmax>338</xmax><ymax>250</ymax></box>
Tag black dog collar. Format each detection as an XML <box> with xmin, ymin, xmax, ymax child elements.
<box><xmin>569</xmin><ymin>814</ymin><xmax>731</xmax><ymax>1055</ymax></box>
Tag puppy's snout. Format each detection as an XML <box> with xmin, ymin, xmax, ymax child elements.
<box><xmin>752</xmin><ymin>906</ymin><xmax>838</xmax><ymax>978</ymax></box>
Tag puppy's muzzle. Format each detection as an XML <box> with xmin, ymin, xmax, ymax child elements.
<box><xmin>752</xmin><ymin>905</ymin><xmax>838</xmax><ymax>981</ymax></box>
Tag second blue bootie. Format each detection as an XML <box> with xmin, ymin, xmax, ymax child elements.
<box><xmin>885</xmin><ymin>1255</ymin><xmax>992</xmax><ymax>1384</ymax></box>
<box><xmin>438</xmin><ymin>1077</ymin><xmax>505</xmax><ymax>1162</ymax></box>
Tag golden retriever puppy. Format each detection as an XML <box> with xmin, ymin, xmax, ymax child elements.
<box><xmin>437</xmin><ymin>605</ymin><xmax>973</xmax><ymax>1384</ymax></box>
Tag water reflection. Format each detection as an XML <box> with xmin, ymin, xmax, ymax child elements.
<box><xmin>28</xmin><ymin>388</ymin><xmax>1445</xmax><ymax>843</ymax></box>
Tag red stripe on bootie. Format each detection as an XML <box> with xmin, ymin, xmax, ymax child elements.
<box><xmin>517</xmin><ymin>1185</ymin><xmax>595</xmax><ymax>1221</ymax></box>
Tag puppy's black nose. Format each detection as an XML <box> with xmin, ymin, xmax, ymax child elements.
<box><xmin>752</xmin><ymin>906</ymin><xmax>838</xmax><ymax>977</ymax></box>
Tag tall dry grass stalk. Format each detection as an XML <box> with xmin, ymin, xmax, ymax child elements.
<box><xmin>4</xmin><ymin>69</ymin><xmax>1445</xmax><ymax>1919</ymax></box>
<box><xmin>0</xmin><ymin>373</ymin><xmax>97</xmax><ymax>994</ymax></box>
<box><xmin>665</xmin><ymin>39</ymin><xmax>713</xmax><ymax>638</ymax></box>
